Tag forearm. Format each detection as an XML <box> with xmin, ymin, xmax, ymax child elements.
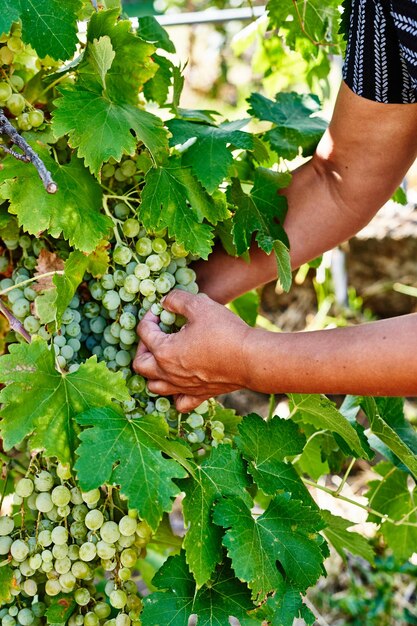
<box><xmin>244</xmin><ymin>313</ymin><xmax>417</xmax><ymax>396</ymax></box>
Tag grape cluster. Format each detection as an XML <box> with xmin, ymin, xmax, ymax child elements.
<box><xmin>0</xmin><ymin>462</ymin><xmax>150</xmax><ymax>625</ymax></box>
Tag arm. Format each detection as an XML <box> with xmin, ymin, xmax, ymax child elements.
<box><xmin>196</xmin><ymin>82</ymin><xmax>417</xmax><ymax>303</ymax></box>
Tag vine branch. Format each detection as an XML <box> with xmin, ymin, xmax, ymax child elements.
<box><xmin>0</xmin><ymin>300</ymin><xmax>31</xmax><ymax>343</ymax></box>
<box><xmin>0</xmin><ymin>109</ymin><xmax>58</xmax><ymax>194</ymax></box>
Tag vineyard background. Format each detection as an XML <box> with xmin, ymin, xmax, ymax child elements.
<box><xmin>0</xmin><ymin>0</ymin><xmax>417</xmax><ymax>626</ymax></box>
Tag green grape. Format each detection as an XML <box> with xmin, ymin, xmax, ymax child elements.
<box><xmin>102</xmin><ymin>163</ymin><xmax>115</xmax><ymax>179</ymax></box>
<box><xmin>195</xmin><ymin>400</ymin><xmax>209</xmax><ymax>414</ymax></box>
<box><xmin>55</xmin><ymin>556</ymin><xmax>71</xmax><ymax>574</ymax></box>
<box><xmin>41</xmin><ymin>549</ymin><xmax>53</xmax><ymax>562</ymax></box>
<box><xmin>66</xmin><ymin>322</ymin><xmax>81</xmax><ymax>337</ymax></box>
<box><xmin>152</xmin><ymin>237</ymin><xmax>167</xmax><ymax>253</ymax></box>
<box><xmin>113</xmin><ymin>270</ymin><xmax>127</xmax><ymax>286</ymax></box>
<box><xmin>94</xmin><ymin>603</ymin><xmax>111</xmax><ymax>619</ymax></box>
<box><xmin>119</xmin><ymin>312</ymin><xmax>136</xmax><ymax>330</ymax></box>
<box><xmin>117</xmin><ymin>534</ymin><xmax>135</xmax><ymax>549</ymax></box>
<box><xmin>102</xmin><ymin>290</ymin><xmax>121</xmax><ymax>310</ymax></box>
<box><xmin>0</xmin><ymin>46</ymin><xmax>14</xmax><ymax>64</ymax></box>
<box><xmin>12</xmin><ymin>297</ymin><xmax>30</xmax><ymax>317</ymax></box>
<box><xmin>119</xmin><ymin>567</ymin><xmax>132</xmax><ymax>581</ymax></box>
<box><xmin>23</xmin><ymin>316</ymin><xmax>40</xmax><ymax>334</ymax></box>
<box><xmin>158</xmin><ymin>250</ymin><xmax>171</xmax><ymax>267</ymax></box>
<box><xmin>83</xmin><ymin>301</ymin><xmax>100</xmax><ymax>318</ymax></box>
<box><xmin>119</xmin><ymin>329</ymin><xmax>136</xmax><ymax>345</ymax></box>
<box><xmin>160</xmin><ymin>310</ymin><xmax>176</xmax><ymax>325</ymax></box>
<box><xmin>96</xmin><ymin>540</ymin><xmax>116</xmax><ymax>560</ymax></box>
<box><xmin>23</xmin><ymin>579</ymin><xmax>37</xmax><ymax>596</ymax></box>
<box><xmin>51</xmin><ymin>525</ymin><xmax>69</xmax><ymax>545</ymax></box>
<box><xmin>17</xmin><ymin>112</ymin><xmax>31</xmax><ymax>130</ymax></box>
<box><xmin>35</xmin><ymin>492</ymin><xmax>54</xmax><ymax>513</ymax></box>
<box><xmin>15</xmin><ymin>477</ymin><xmax>34</xmax><ymax>498</ymax></box>
<box><xmin>0</xmin><ymin>81</ymin><xmax>12</xmax><ymax>101</ymax></box>
<box><xmin>2</xmin><ymin>615</ymin><xmax>16</xmax><ymax>626</ymax></box>
<box><xmin>10</xmin><ymin>75</ymin><xmax>24</xmax><ymax>91</ymax></box>
<box><xmin>10</xmin><ymin>539</ymin><xmax>29</xmax><ymax>561</ymax></box>
<box><xmin>0</xmin><ymin>516</ymin><xmax>14</xmax><ymax>536</ymax></box>
<box><xmin>116</xmin><ymin>350</ymin><xmax>131</xmax><ymax>367</ymax></box>
<box><xmin>175</xmin><ymin>267</ymin><xmax>196</xmax><ymax>285</ymax></box>
<box><xmin>186</xmin><ymin>413</ymin><xmax>205</xmax><ymax>429</ymax></box>
<box><xmin>84</xmin><ymin>613</ymin><xmax>99</xmax><ymax>626</ymax></box>
<box><xmin>120</xmin><ymin>159</ymin><xmax>136</xmax><ymax>177</ymax></box>
<box><xmin>101</xmin><ymin>273</ymin><xmax>115</xmax><ymax>290</ymax></box>
<box><xmin>51</xmin><ymin>485</ymin><xmax>71</xmax><ymax>507</ymax></box>
<box><xmin>7</xmin><ymin>36</ymin><xmax>23</xmax><ymax>52</ymax></box>
<box><xmin>68</xmin><ymin>544</ymin><xmax>80</xmax><ymax>560</ymax></box>
<box><xmin>84</xmin><ymin>509</ymin><xmax>104</xmax><ymax>531</ymax></box>
<box><xmin>135</xmin><ymin>237</ymin><xmax>152</xmax><ymax>256</ymax></box>
<box><xmin>138</xmin><ymin>279</ymin><xmax>155</xmax><ymax>297</ymax></box>
<box><xmin>122</xmin><ymin>219</ymin><xmax>140</xmax><ymax>238</ymax></box>
<box><xmin>133</xmin><ymin>263</ymin><xmax>150</xmax><ymax>280</ymax></box>
<box><xmin>119</xmin><ymin>287</ymin><xmax>135</xmax><ymax>302</ymax></box>
<box><xmin>113</xmin><ymin>246</ymin><xmax>132</xmax><ymax>266</ymax></box>
<box><xmin>79</xmin><ymin>542</ymin><xmax>97</xmax><ymax>562</ymax></box>
<box><xmin>109</xmin><ymin>590</ymin><xmax>127</xmax><ymax>610</ymax></box>
<box><xmin>8</xmin><ymin>608</ymin><xmax>18</xmax><ymax>618</ymax></box>
<box><xmin>103</xmin><ymin>327</ymin><xmax>119</xmax><ymax>345</ymax></box>
<box><xmin>6</xmin><ymin>93</ymin><xmax>25</xmax><ymax>115</ymax></box>
<box><xmin>171</xmin><ymin>242</ymin><xmax>188</xmax><ymax>258</ymax></box>
<box><xmin>28</xmin><ymin>108</ymin><xmax>44</xmax><ymax>127</ymax></box>
<box><xmin>154</xmin><ymin>396</ymin><xmax>171</xmax><ymax>413</ymax></box>
<box><xmin>103</xmin><ymin>346</ymin><xmax>118</xmax><ymax>361</ymax></box>
<box><xmin>67</xmin><ymin>338</ymin><xmax>81</xmax><ymax>352</ymax></box>
<box><xmin>127</xmin><ymin>375</ymin><xmax>145</xmax><ymax>394</ymax></box>
<box><xmin>74</xmin><ymin>587</ymin><xmax>91</xmax><ymax>606</ymax></box>
<box><xmin>119</xmin><ymin>516</ymin><xmax>137</xmax><ymax>537</ymax></box>
<box><xmin>0</xmin><ymin>536</ymin><xmax>12</xmax><ymax>555</ymax></box>
<box><xmin>71</xmin><ymin>488</ymin><xmax>84</xmax><ymax>506</ymax></box>
<box><xmin>145</xmin><ymin>254</ymin><xmax>163</xmax><ymax>272</ymax></box>
<box><xmin>120</xmin><ymin>548</ymin><xmax>137</xmax><ymax>568</ymax></box>
<box><xmin>89</xmin><ymin>316</ymin><xmax>107</xmax><ymax>333</ymax></box>
<box><xmin>154</xmin><ymin>275</ymin><xmax>172</xmax><ymax>294</ymax></box>
<box><xmin>123</xmin><ymin>274</ymin><xmax>140</xmax><ymax>294</ymax></box>
<box><xmin>59</xmin><ymin>571</ymin><xmax>76</xmax><ymax>592</ymax></box>
<box><xmin>100</xmin><ymin>521</ymin><xmax>120</xmax><ymax>544</ymax></box>
<box><xmin>114</xmin><ymin>168</ymin><xmax>126</xmax><ymax>182</ymax></box>
<box><xmin>110</xmin><ymin>321</ymin><xmax>121</xmax><ymax>338</ymax></box>
<box><xmin>71</xmin><ymin>560</ymin><xmax>91</xmax><ymax>579</ymax></box>
<box><xmin>56</xmin><ymin>355</ymin><xmax>67</xmax><ymax>369</ymax></box>
<box><xmin>45</xmin><ymin>579</ymin><xmax>62</xmax><ymax>596</ymax></box>
<box><xmin>29</xmin><ymin>553</ymin><xmax>42</xmax><ymax>570</ymax></box>
<box><xmin>90</xmin><ymin>282</ymin><xmax>105</xmax><ymax>300</ymax></box>
<box><xmin>115</xmin><ymin>615</ymin><xmax>130</xmax><ymax>626</ymax></box>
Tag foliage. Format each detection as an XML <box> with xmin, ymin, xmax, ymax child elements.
<box><xmin>0</xmin><ymin>2</ymin><xmax>416</xmax><ymax>626</ymax></box>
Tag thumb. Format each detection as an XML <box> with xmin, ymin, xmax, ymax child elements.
<box><xmin>162</xmin><ymin>290</ymin><xmax>208</xmax><ymax>319</ymax></box>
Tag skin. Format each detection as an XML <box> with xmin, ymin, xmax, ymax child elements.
<box><xmin>133</xmin><ymin>82</ymin><xmax>417</xmax><ymax>412</ymax></box>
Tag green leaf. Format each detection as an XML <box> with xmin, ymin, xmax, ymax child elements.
<box><xmin>247</xmin><ymin>92</ymin><xmax>327</xmax><ymax>160</ymax></box>
<box><xmin>0</xmin><ymin>338</ymin><xmax>129</xmax><ymax>465</ymax></box>
<box><xmin>84</xmin><ymin>35</ymin><xmax>116</xmax><ymax>89</ymax></box>
<box><xmin>289</xmin><ymin>394</ymin><xmax>372</xmax><ymax>459</ymax></box>
<box><xmin>228</xmin><ymin>169</ymin><xmax>291</xmax><ymax>289</ymax></box>
<box><xmin>265</xmin><ymin>587</ymin><xmax>315</xmax><ymax>626</ymax></box>
<box><xmin>167</xmin><ymin>118</ymin><xmax>253</xmax><ymax>193</ymax></box>
<box><xmin>235</xmin><ymin>413</ymin><xmax>314</xmax><ymax>506</ymax></box>
<box><xmin>0</xmin><ymin>0</ymin><xmax>20</xmax><ymax>37</ymax></box>
<box><xmin>141</xmin><ymin>552</ymin><xmax>259</xmax><ymax>626</ymax></box>
<box><xmin>180</xmin><ymin>445</ymin><xmax>251</xmax><ymax>587</ymax></box>
<box><xmin>143</xmin><ymin>54</ymin><xmax>173</xmax><ymax>106</ymax></box>
<box><xmin>0</xmin><ymin>149</ymin><xmax>110</xmax><ymax>253</ymax></box>
<box><xmin>295</xmin><ymin>432</ymin><xmax>330</xmax><ymax>481</ymax></box>
<box><xmin>229</xmin><ymin>290</ymin><xmax>260</xmax><ymax>327</ymax></box>
<box><xmin>19</xmin><ymin>0</ymin><xmax>82</xmax><ymax>61</ymax></box>
<box><xmin>46</xmin><ymin>594</ymin><xmax>76</xmax><ymax>625</ymax></box>
<box><xmin>75</xmin><ymin>407</ymin><xmax>190</xmax><ymax>530</ymax></box>
<box><xmin>0</xmin><ymin>566</ymin><xmax>14</xmax><ymax>605</ymax></box>
<box><xmin>52</xmin><ymin>88</ymin><xmax>168</xmax><ymax>177</ymax></box>
<box><xmin>361</xmin><ymin>397</ymin><xmax>417</xmax><ymax>479</ymax></box>
<box><xmin>321</xmin><ymin>510</ymin><xmax>375</xmax><ymax>564</ymax></box>
<box><xmin>137</xmin><ymin>16</ymin><xmax>176</xmax><ymax>53</ymax></box>
<box><xmin>366</xmin><ymin>465</ymin><xmax>417</xmax><ymax>561</ymax></box>
<box><xmin>392</xmin><ymin>186</ymin><xmax>407</xmax><ymax>206</ymax></box>
<box><xmin>213</xmin><ymin>493</ymin><xmax>327</xmax><ymax>600</ymax></box>
<box><xmin>140</xmin><ymin>160</ymin><xmax>229</xmax><ymax>259</ymax></box>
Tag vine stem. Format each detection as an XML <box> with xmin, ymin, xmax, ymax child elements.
<box><xmin>0</xmin><ymin>109</ymin><xmax>58</xmax><ymax>193</ymax></box>
<box><xmin>0</xmin><ymin>270</ymin><xmax>64</xmax><ymax>296</ymax></box>
<box><xmin>0</xmin><ymin>300</ymin><xmax>31</xmax><ymax>342</ymax></box>
<box><xmin>335</xmin><ymin>457</ymin><xmax>356</xmax><ymax>496</ymax></box>
<box><xmin>302</xmin><ymin>477</ymin><xmax>417</xmax><ymax>527</ymax></box>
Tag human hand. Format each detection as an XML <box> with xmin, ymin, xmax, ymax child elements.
<box><xmin>132</xmin><ymin>290</ymin><xmax>251</xmax><ymax>412</ymax></box>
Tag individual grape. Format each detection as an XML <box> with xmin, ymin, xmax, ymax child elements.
<box><xmin>159</xmin><ymin>322</ymin><xmax>171</xmax><ymax>333</ymax></box>
<box><xmin>51</xmin><ymin>525</ymin><xmax>69</xmax><ymax>545</ymax></box>
<box><xmin>55</xmin><ymin>556</ymin><xmax>71</xmax><ymax>574</ymax></box>
<box><xmin>59</xmin><ymin>571</ymin><xmax>76</xmax><ymax>592</ymax></box>
<box><xmin>2</xmin><ymin>615</ymin><xmax>16</xmax><ymax>626</ymax></box>
<box><xmin>51</xmin><ymin>485</ymin><xmax>71</xmax><ymax>507</ymax></box>
<box><xmin>10</xmin><ymin>74</ymin><xmax>25</xmax><ymax>91</ymax></box>
<box><xmin>53</xmin><ymin>543</ymin><xmax>69</xmax><ymax>560</ymax></box>
<box><xmin>94</xmin><ymin>603</ymin><xmax>111</xmax><ymax>619</ymax></box>
<box><xmin>102</xmin><ymin>290</ymin><xmax>121</xmax><ymax>310</ymax></box>
<box><xmin>127</xmin><ymin>375</ymin><xmax>146</xmax><ymax>394</ymax></box>
<box><xmin>171</xmin><ymin>242</ymin><xmax>188</xmax><ymax>258</ymax></box>
<box><xmin>133</xmin><ymin>262</ymin><xmax>150</xmax><ymax>280</ymax></box>
<box><xmin>119</xmin><ymin>516</ymin><xmax>137</xmax><ymax>537</ymax></box>
<box><xmin>71</xmin><ymin>560</ymin><xmax>91</xmax><ymax>579</ymax></box>
<box><xmin>67</xmin><ymin>338</ymin><xmax>81</xmax><ymax>353</ymax></box>
<box><xmin>74</xmin><ymin>587</ymin><xmax>91</xmax><ymax>606</ymax></box>
<box><xmin>152</xmin><ymin>237</ymin><xmax>167</xmax><ymax>253</ymax></box>
<box><xmin>102</xmin><ymin>163</ymin><xmax>116</xmax><ymax>179</ymax></box>
<box><xmin>101</xmin><ymin>273</ymin><xmax>115</xmax><ymax>290</ymax></box>
<box><xmin>119</xmin><ymin>312</ymin><xmax>136</xmax><ymax>330</ymax></box>
<box><xmin>38</xmin><ymin>326</ymin><xmax>52</xmax><ymax>341</ymax></box>
<box><xmin>66</xmin><ymin>322</ymin><xmax>82</xmax><ymax>337</ymax></box>
<box><xmin>114</xmin><ymin>168</ymin><xmax>126</xmax><ymax>182</ymax></box>
<box><xmin>8</xmin><ymin>607</ymin><xmax>18</xmax><ymax>618</ymax></box>
<box><xmin>113</xmin><ymin>270</ymin><xmax>126</xmax><ymax>286</ymax></box>
<box><xmin>56</xmin><ymin>355</ymin><xmax>67</xmax><ymax>369</ymax></box>
<box><xmin>0</xmin><ymin>46</ymin><xmax>14</xmax><ymax>64</ymax></box>
<box><xmin>45</xmin><ymin>579</ymin><xmax>62</xmax><ymax>596</ymax></box>
<box><xmin>17</xmin><ymin>112</ymin><xmax>32</xmax><ymax>131</ymax></box>
<box><xmin>83</xmin><ymin>301</ymin><xmax>101</xmax><ymax>318</ymax></box>
<box><xmin>186</xmin><ymin>413</ymin><xmax>205</xmax><ymax>429</ymax></box>
<box><xmin>17</xmin><ymin>610</ymin><xmax>34</xmax><ymax>626</ymax></box>
<box><xmin>28</xmin><ymin>108</ymin><xmax>44</xmax><ymax>127</ymax></box>
<box><xmin>84</xmin><ymin>612</ymin><xmax>99</xmax><ymax>626</ymax></box>
<box><xmin>79</xmin><ymin>542</ymin><xmax>97</xmax><ymax>562</ymax></box>
<box><xmin>10</xmin><ymin>539</ymin><xmax>29</xmax><ymax>561</ymax></box>
<box><xmin>122</xmin><ymin>219</ymin><xmax>140</xmax><ymax>238</ymax></box>
<box><xmin>7</xmin><ymin>36</ymin><xmax>23</xmax><ymax>52</ymax></box>
<box><xmin>3</xmin><ymin>239</ymin><xmax>19</xmax><ymax>250</ymax></box>
<box><xmin>85</xmin><ymin>509</ymin><xmax>104</xmax><ymax>531</ymax></box>
<box><xmin>96</xmin><ymin>540</ymin><xmax>116</xmax><ymax>560</ymax></box>
<box><xmin>103</xmin><ymin>327</ymin><xmax>119</xmax><ymax>346</ymax></box>
<box><xmin>135</xmin><ymin>237</ymin><xmax>152</xmax><ymax>257</ymax></box>
<box><xmin>120</xmin><ymin>548</ymin><xmax>137</xmax><ymax>568</ymax></box>
<box><xmin>12</xmin><ymin>297</ymin><xmax>30</xmax><ymax>317</ymax></box>
<box><xmin>42</xmin><ymin>549</ymin><xmax>53</xmax><ymax>562</ymax></box>
<box><xmin>0</xmin><ymin>516</ymin><xmax>14</xmax><ymax>536</ymax></box>
<box><xmin>103</xmin><ymin>346</ymin><xmax>118</xmax><ymax>362</ymax></box>
<box><xmin>146</xmin><ymin>254</ymin><xmax>163</xmax><ymax>272</ymax></box>
<box><xmin>119</xmin><ymin>329</ymin><xmax>137</xmax><ymax>345</ymax></box>
<box><xmin>195</xmin><ymin>400</ymin><xmax>209</xmax><ymax>414</ymax></box>
<box><xmin>68</xmin><ymin>544</ymin><xmax>80</xmax><ymax>561</ymax></box>
<box><xmin>115</xmin><ymin>615</ymin><xmax>130</xmax><ymax>626</ymax></box>
<box><xmin>175</xmin><ymin>267</ymin><xmax>196</xmax><ymax>285</ymax></box>
<box><xmin>29</xmin><ymin>553</ymin><xmax>42</xmax><ymax>570</ymax></box>
<box><xmin>113</xmin><ymin>246</ymin><xmax>132</xmax><ymax>266</ymax></box>
<box><xmin>120</xmin><ymin>159</ymin><xmax>137</xmax><ymax>177</ymax></box>
<box><xmin>109</xmin><ymin>590</ymin><xmax>127</xmax><ymax>610</ymax></box>
<box><xmin>71</xmin><ymin>488</ymin><xmax>84</xmax><ymax>506</ymax></box>
<box><xmin>155</xmin><ymin>397</ymin><xmax>171</xmax><ymax>413</ymax></box>
<box><xmin>116</xmin><ymin>350</ymin><xmax>131</xmax><ymax>367</ymax></box>
<box><xmin>139</xmin><ymin>279</ymin><xmax>155</xmax><ymax>297</ymax></box>
<box><xmin>0</xmin><ymin>536</ymin><xmax>12</xmax><ymax>555</ymax></box>
<box><xmin>90</xmin><ymin>282</ymin><xmax>105</xmax><ymax>300</ymax></box>
<box><xmin>159</xmin><ymin>250</ymin><xmax>171</xmax><ymax>267</ymax></box>
<box><xmin>100</xmin><ymin>521</ymin><xmax>120</xmax><ymax>544</ymax></box>
<box><xmin>0</xmin><ymin>278</ymin><xmax>14</xmax><ymax>290</ymax></box>
<box><xmin>6</xmin><ymin>93</ymin><xmax>25</xmax><ymax>115</ymax></box>
<box><xmin>89</xmin><ymin>316</ymin><xmax>107</xmax><ymax>334</ymax></box>
<box><xmin>15</xmin><ymin>477</ymin><xmax>34</xmax><ymax>498</ymax></box>
<box><xmin>123</xmin><ymin>274</ymin><xmax>140</xmax><ymax>294</ymax></box>
<box><xmin>0</xmin><ymin>81</ymin><xmax>12</xmax><ymax>102</ymax></box>
<box><xmin>154</xmin><ymin>275</ymin><xmax>172</xmax><ymax>294</ymax></box>
<box><xmin>23</xmin><ymin>316</ymin><xmax>40</xmax><ymax>334</ymax></box>
<box><xmin>160</xmin><ymin>310</ymin><xmax>176</xmax><ymax>325</ymax></box>
<box><xmin>82</xmin><ymin>489</ymin><xmax>101</xmax><ymax>505</ymax></box>
<box><xmin>119</xmin><ymin>287</ymin><xmax>135</xmax><ymax>303</ymax></box>
<box><xmin>13</xmin><ymin>493</ymin><xmax>23</xmax><ymax>506</ymax></box>
<box><xmin>23</xmin><ymin>579</ymin><xmax>38</xmax><ymax>596</ymax></box>
<box><xmin>36</xmin><ymin>492</ymin><xmax>54</xmax><ymax>513</ymax></box>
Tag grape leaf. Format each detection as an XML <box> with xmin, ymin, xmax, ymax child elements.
<box><xmin>361</xmin><ymin>397</ymin><xmax>417</xmax><ymax>479</ymax></box>
<box><xmin>0</xmin><ymin>0</ymin><xmax>20</xmax><ymax>37</ymax></box>
<box><xmin>143</xmin><ymin>54</ymin><xmax>174</xmax><ymax>106</ymax></box>
<box><xmin>19</xmin><ymin>0</ymin><xmax>82</xmax><ymax>61</ymax></box>
<box><xmin>229</xmin><ymin>290</ymin><xmax>260</xmax><ymax>327</ymax></box>
<box><xmin>265</xmin><ymin>587</ymin><xmax>315</xmax><ymax>626</ymax></box>
<box><xmin>320</xmin><ymin>510</ymin><xmax>375</xmax><ymax>564</ymax></box>
<box><xmin>141</xmin><ymin>552</ymin><xmax>259</xmax><ymax>626</ymax></box>
<box><xmin>366</xmin><ymin>464</ymin><xmax>417</xmax><ymax>561</ymax></box>
<box><xmin>84</xmin><ymin>35</ymin><xmax>116</xmax><ymax>89</ymax></box>
<box><xmin>228</xmin><ymin>169</ymin><xmax>292</xmax><ymax>290</ymax></box>
<box><xmin>167</xmin><ymin>118</ymin><xmax>254</xmax><ymax>193</ymax></box>
<box><xmin>0</xmin><ymin>338</ymin><xmax>129</xmax><ymax>464</ymax></box>
<box><xmin>140</xmin><ymin>160</ymin><xmax>229</xmax><ymax>259</ymax></box>
<box><xmin>0</xmin><ymin>149</ymin><xmax>111</xmax><ymax>253</ymax></box>
<box><xmin>46</xmin><ymin>594</ymin><xmax>76</xmax><ymax>625</ymax></box>
<box><xmin>75</xmin><ymin>407</ymin><xmax>191</xmax><ymax>530</ymax></box>
<box><xmin>0</xmin><ymin>565</ymin><xmax>14</xmax><ymax>605</ymax></box>
<box><xmin>247</xmin><ymin>92</ymin><xmax>327</xmax><ymax>160</ymax></box>
<box><xmin>289</xmin><ymin>394</ymin><xmax>372</xmax><ymax>459</ymax></box>
<box><xmin>180</xmin><ymin>445</ymin><xmax>251</xmax><ymax>587</ymax></box>
<box><xmin>213</xmin><ymin>493</ymin><xmax>327</xmax><ymax>600</ymax></box>
<box><xmin>235</xmin><ymin>413</ymin><xmax>315</xmax><ymax>506</ymax></box>
<box><xmin>295</xmin><ymin>431</ymin><xmax>330</xmax><ymax>481</ymax></box>
<box><xmin>137</xmin><ymin>16</ymin><xmax>176</xmax><ymax>53</ymax></box>
<box><xmin>52</xmin><ymin>87</ymin><xmax>168</xmax><ymax>177</ymax></box>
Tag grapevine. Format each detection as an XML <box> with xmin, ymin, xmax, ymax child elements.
<box><xmin>0</xmin><ymin>3</ymin><xmax>416</xmax><ymax>626</ymax></box>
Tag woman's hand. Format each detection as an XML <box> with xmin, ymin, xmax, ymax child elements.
<box><xmin>133</xmin><ymin>290</ymin><xmax>251</xmax><ymax>413</ymax></box>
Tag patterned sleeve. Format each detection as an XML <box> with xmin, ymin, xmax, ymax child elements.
<box><xmin>342</xmin><ymin>0</ymin><xmax>417</xmax><ymax>103</ymax></box>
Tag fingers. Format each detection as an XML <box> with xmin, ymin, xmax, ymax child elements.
<box><xmin>137</xmin><ymin>311</ymin><xmax>164</xmax><ymax>351</ymax></box>
<box><xmin>147</xmin><ymin>380</ymin><xmax>180</xmax><ymax>395</ymax></box>
<box><xmin>175</xmin><ymin>393</ymin><xmax>210</xmax><ymax>413</ymax></box>
<box><xmin>162</xmin><ymin>290</ymin><xmax>208</xmax><ymax>319</ymax></box>
<box><xmin>132</xmin><ymin>351</ymin><xmax>164</xmax><ymax>379</ymax></box>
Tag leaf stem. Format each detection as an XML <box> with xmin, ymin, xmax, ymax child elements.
<box><xmin>335</xmin><ymin>458</ymin><xmax>356</xmax><ymax>496</ymax></box>
<box><xmin>267</xmin><ymin>393</ymin><xmax>275</xmax><ymax>421</ymax></box>
<box><xmin>0</xmin><ymin>109</ymin><xmax>58</xmax><ymax>193</ymax></box>
<box><xmin>0</xmin><ymin>271</ymin><xmax>64</xmax><ymax>296</ymax></box>
<box><xmin>0</xmin><ymin>468</ymin><xmax>9</xmax><ymax>512</ymax></box>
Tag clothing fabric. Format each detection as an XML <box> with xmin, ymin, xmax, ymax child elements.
<box><xmin>343</xmin><ymin>0</ymin><xmax>417</xmax><ymax>103</ymax></box>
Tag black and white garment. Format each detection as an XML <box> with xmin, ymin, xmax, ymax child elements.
<box><xmin>343</xmin><ymin>0</ymin><xmax>417</xmax><ymax>103</ymax></box>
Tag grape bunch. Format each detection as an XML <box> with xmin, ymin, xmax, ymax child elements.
<box><xmin>0</xmin><ymin>460</ymin><xmax>150</xmax><ymax>625</ymax></box>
